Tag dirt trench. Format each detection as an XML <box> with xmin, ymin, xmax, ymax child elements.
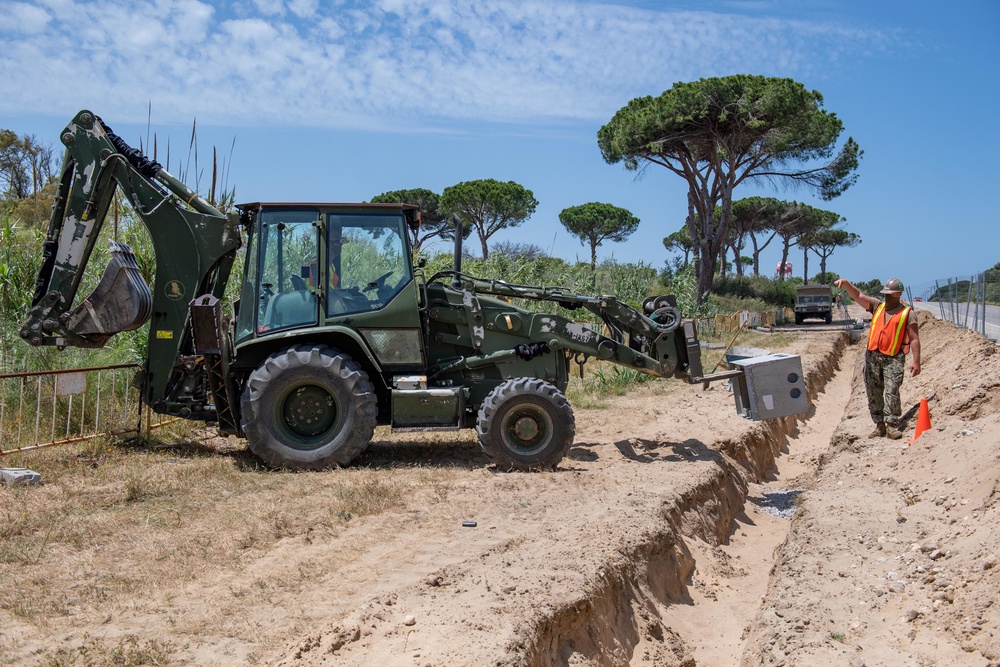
<box><xmin>512</xmin><ymin>336</ymin><xmax>851</xmax><ymax>667</ymax></box>
<box><xmin>277</xmin><ymin>312</ymin><xmax>999</xmax><ymax>667</ymax></box>
<box><xmin>275</xmin><ymin>333</ymin><xmax>851</xmax><ymax>667</ymax></box>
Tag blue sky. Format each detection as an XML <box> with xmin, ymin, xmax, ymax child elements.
<box><xmin>2</xmin><ymin>0</ymin><xmax>997</xmax><ymax>298</ymax></box>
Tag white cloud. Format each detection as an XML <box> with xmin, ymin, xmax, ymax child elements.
<box><xmin>0</xmin><ymin>0</ymin><xmax>895</xmax><ymax>129</ymax></box>
<box><xmin>250</xmin><ymin>0</ymin><xmax>283</xmax><ymax>16</ymax></box>
<box><xmin>2</xmin><ymin>1</ymin><xmax>52</xmax><ymax>33</ymax></box>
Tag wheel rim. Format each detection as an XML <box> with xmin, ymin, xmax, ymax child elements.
<box><xmin>277</xmin><ymin>382</ymin><xmax>339</xmax><ymax>450</ymax></box>
<box><xmin>499</xmin><ymin>404</ymin><xmax>554</xmax><ymax>456</ymax></box>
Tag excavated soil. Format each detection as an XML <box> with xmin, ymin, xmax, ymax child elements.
<box><xmin>2</xmin><ymin>309</ymin><xmax>998</xmax><ymax>666</ymax></box>
<box><xmin>273</xmin><ymin>310</ymin><xmax>1000</xmax><ymax>667</ymax></box>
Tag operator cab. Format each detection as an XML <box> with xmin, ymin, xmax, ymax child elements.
<box><xmin>233</xmin><ymin>203</ymin><xmax>419</xmax><ymax>342</ymax></box>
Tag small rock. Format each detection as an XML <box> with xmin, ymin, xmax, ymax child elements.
<box><xmin>929</xmin><ymin>550</ymin><xmax>946</xmax><ymax>561</ymax></box>
<box><xmin>404</xmin><ymin>615</ymin><xmax>416</xmax><ymax>626</ymax></box>
<box><xmin>905</xmin><ymin>609</ymin><xmax>920</xmax><ymax>623</ymax></box>
<box><xmin>425</xmin><ymin>575</ymin><xmax>442</xmax><ymax>587</ymax></box>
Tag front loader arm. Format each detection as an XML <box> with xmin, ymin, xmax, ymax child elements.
<box><xmin>20</xmin><ymin>110</ymin><xmax>241</xmax><ymax>415</ymax></box>
<box><xmin>431</xmin><ymin>273</ymin><xmax>804</xmax><ymax>422</ymax></box>
<box><xmin>433</xmin><ymin>272</ymin><xmax>724</xmax><ymax>381</ymax></box>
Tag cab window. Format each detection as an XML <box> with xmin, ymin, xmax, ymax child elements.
<box><xmin>326</xmin><ymin>213</ymin><xmax>411</xmax><ymax>317</ymax></box>
<box><xmin>255</xmin><ymin>210</ymin><xmax>319</xmax><ymax>332</ymax></box>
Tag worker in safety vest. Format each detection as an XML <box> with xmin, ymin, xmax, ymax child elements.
<box><xmin>834</xmin><ymin>277</ymin><xmax>921</xmax><ymax>440</ymax></box>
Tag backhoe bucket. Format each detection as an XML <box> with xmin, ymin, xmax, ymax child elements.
<box><xmin>64</xmin><ymin>241</ymin><xmax>153</xmax><ymax>346</ymax></box>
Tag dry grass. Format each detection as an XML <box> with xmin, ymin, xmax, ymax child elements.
<box><xmin>0</xmin><ymin>426</ymin><xmax>461</xmax><ymax>664</ymax></box>
<box><xmin>0</xmin><ymin>328</ymin><xmax>811</xmax><ymax>664</ymax></box>
<box><xmin>42</xmin><ymin>634</ymin><xmax>172</xmax><ymax>667</ymax></box>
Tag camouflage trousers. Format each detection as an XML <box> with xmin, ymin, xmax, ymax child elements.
<box><xmin>865</xmin><ymin>349</ymin><xmax>905</xmax><ymax>427</ymax></box>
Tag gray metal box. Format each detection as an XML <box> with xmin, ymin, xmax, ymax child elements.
<box><xmin>729</xmin><ymin>353</ymin><xmax>808</xmax><ymax>420</ymax></box>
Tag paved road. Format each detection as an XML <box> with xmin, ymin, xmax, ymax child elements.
<box><xmin>910</xmin><ymin>300</ymin><xmax>1000</xmax><ymax>342</ymax></box>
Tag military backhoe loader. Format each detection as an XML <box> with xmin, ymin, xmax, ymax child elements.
<box><xmin>20</xmin><ymin>111</ymin><xmax>807</xmax><ymax>470</ymax></box>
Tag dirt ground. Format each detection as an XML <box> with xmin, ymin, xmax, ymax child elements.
<box><xmin>2</xmin><ymin>308</ymin><xmax>998</xmax><ymax>666</ymax></box>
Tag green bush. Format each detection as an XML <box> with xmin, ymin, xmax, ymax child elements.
<box><xmin>711</xmin><ymin>275</ymin><xmax>797</xmax><ymax>309</ymax></box>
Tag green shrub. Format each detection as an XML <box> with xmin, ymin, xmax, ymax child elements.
<box><xmin>712</xmin><ymin>275</ymin><xmax>796</xmax><ymax>309</ymax></box>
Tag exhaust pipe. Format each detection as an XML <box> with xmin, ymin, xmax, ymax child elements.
<box><xmin>452</xmin><ymin>213</ymin><xmax>463</xmax><ymax>290</ymax></box>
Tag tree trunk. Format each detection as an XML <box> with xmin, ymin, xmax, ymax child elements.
<box><xmin>696</xmin><ymin>246</ymin><xmax>715</xmax><ymax>302</ymax></box>
<box><xmin>778</xmin><ymin>239</ymin><xmax>791</xmax><ymax>283</ymax></box>
<box><xmin>802</xmin><ymin>246</ymin><xmax>809</xmax><ymax>284</ymax></box>
<box><xmin>590</xmin><ymin>240</ymin><xmax>597</xmax><ymax>273</ymax></box>
<box><xmin>480</xmin><ymin>231</ymin><xmax>490</xmax><ymax>260</ymax></box>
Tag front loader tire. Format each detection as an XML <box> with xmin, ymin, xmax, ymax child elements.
<box><xmin>476</xmin><ymin>378</ymin><xmax>575</xmax><ymax>471</ymax></box>
<box><xmin>240</xmin><ymin>345</ymin><xmax>377</xmax><ymax>470</ymax></box>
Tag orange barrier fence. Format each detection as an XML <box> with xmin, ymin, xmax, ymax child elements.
<box><xmin>0</xmin><ymin>364</ymin><xmax>177</xmax><ymax>457</ymax></box>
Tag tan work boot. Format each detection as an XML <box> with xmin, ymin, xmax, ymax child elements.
<box><xmin>885</xmin><ymin>425</ymin><xmax>904</xmax><ymax>440</ymax></box>
<box><xmin>869</xmin><ymin>422</ymin><xmax>886</xmax><ymax>438</ymax></box>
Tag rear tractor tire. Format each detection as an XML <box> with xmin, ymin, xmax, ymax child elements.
<box><xmin>240</xmin><ymin>345</ymin><xmax>377</xmax><ymax>470</ymax></box>
<box><xmin>476</xmin><ymin>378</ymin><xmax>575</xmax><ymax>471</ymax></box>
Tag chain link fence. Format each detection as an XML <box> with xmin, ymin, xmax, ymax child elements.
<box><xmin>909</xmin><ymin>269</ymin><xmax>1000</xmax><ymax>343</ymax></box>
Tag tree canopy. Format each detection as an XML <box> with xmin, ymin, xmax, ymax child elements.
<box><xmin>769</xmin><ymin>202</ymin><xmax>841</xmax><ymax>282</ymax></box>
<box><xmin>597</xmin><ymin>74</ymin><xmax>862</xmax><ymax>302</ymax></box>
<box><xmin>370</xmin><ymin>188</ymin><xmax>448</xmax><ymax>254</ymax></box>
<box><xmin>558</xmin><ymin>202</ymin><xmax>640</xmax><ymax>271</ymax></box>
<box><xmin>440</xmin><ymin>179</ymin><xmax>537</xmax><ymax>259</ymax></box>
<box><xmin>662</xmin><ymin>226</ymin><xmax>694</xmax><ymax>266</ymax></box>
<box><xmin>1</xmin><ymin>129</ymin><xmax>57</xmax><ymax>227</ymax></box>
<box><xmin>729</xmin><ymin>197</ymin><xmax>788</xmax><ymax>277</ymax></box>
<box><xmin>801</xmin><ymin>226</ymin><xmax>860</xmax><ymax>285</ymax></box>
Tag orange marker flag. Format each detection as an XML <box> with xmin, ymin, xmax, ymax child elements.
<box><xmin>909</xmin><ymin>398</ymin><xmax>932</xmax><ymax>445</ymax></box>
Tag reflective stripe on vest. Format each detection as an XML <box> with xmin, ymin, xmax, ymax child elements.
<box><xmin>867</xmin><ymin>303</ymin><xmax>911</xmax><ymax>356</ymax></box>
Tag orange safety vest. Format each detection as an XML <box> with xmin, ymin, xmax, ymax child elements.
<box><xmin>867</xmin><ymin>302</ymin><xmax>911</xmax><ymax>356</ymax></box>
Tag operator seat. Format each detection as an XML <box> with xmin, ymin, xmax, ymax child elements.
<box><xmin>263</xmin><ymin>287</ymin><xmax>317</xmax><ymax>329</ymax></box>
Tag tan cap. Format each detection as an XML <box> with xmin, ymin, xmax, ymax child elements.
<box><xmin>880</xmin><ymin>278</ymin><xmax>904</xmax><ymax>294</ymax></box>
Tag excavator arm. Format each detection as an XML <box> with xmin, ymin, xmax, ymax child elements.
<box><xmin>20</xmin><ymin>110</ymin><xmax>242</xmax><ymax>422</ymax></box>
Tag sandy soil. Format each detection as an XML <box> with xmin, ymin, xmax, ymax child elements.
<box><xmin>2</xmin><ymin>308</ymin><xmax>998</xmax><ymax>666</ymax></box>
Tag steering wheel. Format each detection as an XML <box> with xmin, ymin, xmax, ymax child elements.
<box><xmin>363</xmin><ymin>271</ymin><xmax>394</xmax><ymax>293</ymax></box>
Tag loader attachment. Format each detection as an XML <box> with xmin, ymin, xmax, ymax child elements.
<box><xmin>64</xmin><ymin>241</ymin><xmax>153</xmax><ymax>347</ymax></box>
